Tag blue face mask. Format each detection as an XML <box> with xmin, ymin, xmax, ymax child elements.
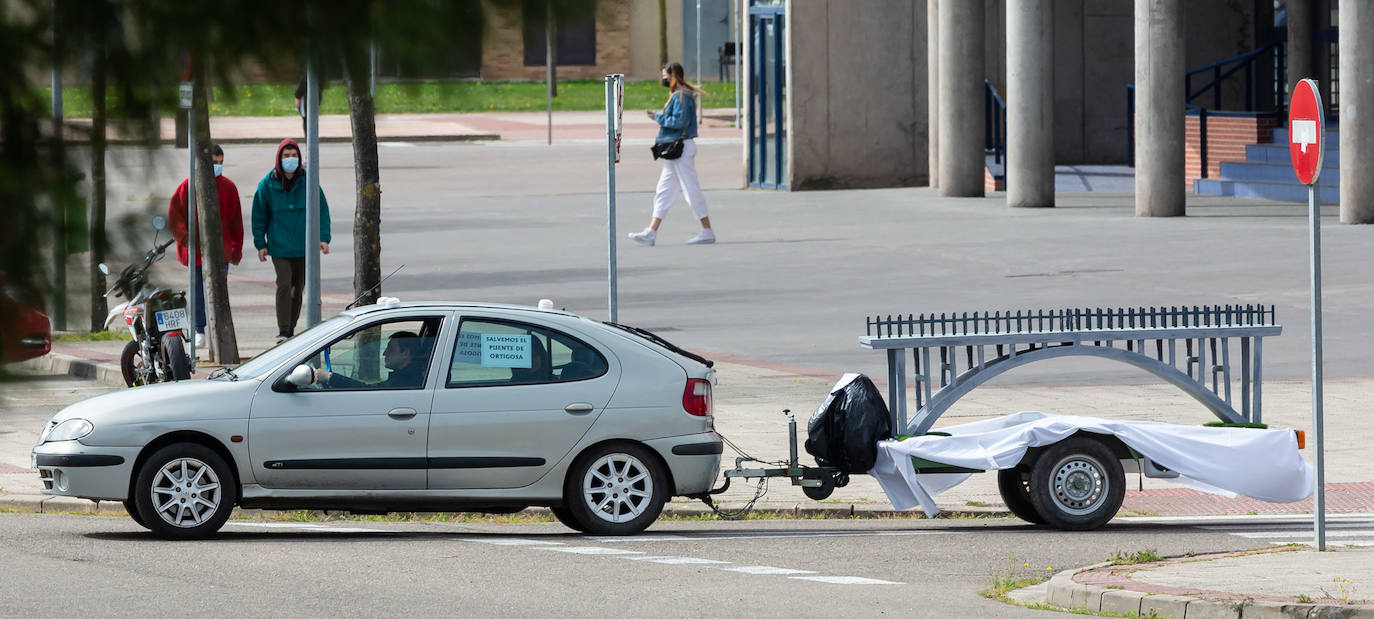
<box><xmin>212</xmin><ymin>164</ymin><xmax>223</xmax><ymax>177</ymax></box>
<box><xmin>281</xmin><ymin>157</ymin><xmax>300</xmax><ymax>173</ymax></box>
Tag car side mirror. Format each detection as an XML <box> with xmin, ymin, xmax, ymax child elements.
<box><xmin>286</xmin><ymin>364</ymin><xmax>316</xmax><ymax>387</ymax></box>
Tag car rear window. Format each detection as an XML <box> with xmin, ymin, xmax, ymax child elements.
<box><xmin>602</xmin><ymin>322</ymin><xmax>713</xmax><ymax>368</ymax></box>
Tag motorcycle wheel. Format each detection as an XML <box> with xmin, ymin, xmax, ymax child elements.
<box><xmin>161</xmin><ymin>333</ymin><xmax>191</xmax><ymax>381</ymax></box>
<box><xmin>120</xmin><ymin>340</ymin><xmax>156</xmax><ymax>387</ymax></box>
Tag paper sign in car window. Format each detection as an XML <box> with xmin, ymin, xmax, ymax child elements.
<box><xmin>481</xmin><ymin>333</ymin><xmax>531</xmax><ymax>368</ymax></box>
<box><xmin>455</xmin><ymin>331</ymin><xmax>483</xmax><ymax>364</ymax></box>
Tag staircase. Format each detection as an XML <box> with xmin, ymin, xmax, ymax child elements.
<box><xmin>1194</xmin><ymin>126</ymin><xmax>1340</xmax><ymax>204</ymax></box>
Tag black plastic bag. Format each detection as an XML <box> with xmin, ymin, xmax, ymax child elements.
<box><xmin>804</xmin><ymin>374</ymin><xmax>892</xmax><ymax>473</ymax></box>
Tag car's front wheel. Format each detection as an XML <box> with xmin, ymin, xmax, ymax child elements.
<box><xmin>122</xmin><ymin>500</ymin><xmax>151</xmax><ymax>530</ymax></box>
<box><xmin>562</xmin><ymin>443</ymin><xmax>667</xmax><ymax>536</ymax></box>
<box><xmin>133</xmin><ymin>443</ymin><xmax>235</xmax><ymax>539</ymax></box>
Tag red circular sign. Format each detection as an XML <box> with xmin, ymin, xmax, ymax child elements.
<box><xmin>1288</xmin><ymin>79</ymin><xmax>1325</xmax><ymax>186</ymax></box>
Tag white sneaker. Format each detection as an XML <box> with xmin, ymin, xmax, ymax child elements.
<box><xmin>686</xmin><ymin>229</ymin><xmax>716</xmax><ymax>245</ymax></box>
<box><xmin>628</xmin><ymin>228</ymin><xmax>657</xmax><ymax>246</ymax></box>
<box><xmin>194</xmin><ymin>332</ymin><xmax>206</xmax><ymax>347</ymax></box>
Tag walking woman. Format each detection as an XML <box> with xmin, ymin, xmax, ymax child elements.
<box><xmin>629</xmin><ymin>62</ymin><xmax>715</xmax><ymax>246</ymax></box>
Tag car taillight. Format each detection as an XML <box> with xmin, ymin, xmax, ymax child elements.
<box><xmin>682</xmin><ymin>378</ymin><xmax>712</xmax><ymax>417</ymax></box>
<box><xmin>123</xmin><ymin>306</ymin><xmax>142</xmax><ymax>325</ymax></box>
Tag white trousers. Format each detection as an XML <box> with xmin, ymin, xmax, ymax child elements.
<box><xmin>652</xmin><ymin>139</ymin><xmax>709</xmax><ymax>220</ymax></box>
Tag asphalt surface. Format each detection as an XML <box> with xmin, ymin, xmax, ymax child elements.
<box><xmin>0</xmin><ymin>513</ymin><xmax>1277</xmax><ymax>617</ymax></box>
<box><xmin>74</xmin><ymin>140</ymin><xmax>1374</xmax><ymax>386</ymax></box>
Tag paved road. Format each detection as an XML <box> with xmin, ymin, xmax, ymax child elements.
<box><xmin>0</xmin><ymin>513</ymin><xmax>1278</xmax><ymax>617</ymax></box>
<box><xmin>77</xmin><ymin>141</ymin><xmax>1374</xmax><ymax>387</ymax></box>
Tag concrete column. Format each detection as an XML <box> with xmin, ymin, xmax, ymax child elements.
<box><xmin>1286</xmin><ymin>0</ymin><xmax>1313</xmax><ymax>93</ymax></box>
<box><xmin>1133</xmin><ymin>0</ymin><xmax>1184</xmax><ymax>217</ymax></box>
<box><xmin>1007</xmin><ymin>0</ymin><xmax>1054</xmax><ymax>208</ymax></box>
<box><xmin>1339</xmin><ymin>0</ymin><xmax>1374</xmax><ymax>224</ymax></box>
<box><xmin>937</xmin><ymin>0</ymin><xmax>984</xmax><ymax>197</ymax></box>
<box><xmin>927</xmin><ymin>0</ymin><xmax>939</xmax><ymax>188</ymax></box>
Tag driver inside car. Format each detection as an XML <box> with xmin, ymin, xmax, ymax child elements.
<box><xmin>313</xmin><ymin>331</ymin><xmax>428</xmax><ymax>389</ymax></box>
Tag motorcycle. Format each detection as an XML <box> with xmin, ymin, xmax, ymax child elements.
<box><xmin>100</xmin><ymin>215</ymin><xmax>192</xmax><ymax>387</ymax></box>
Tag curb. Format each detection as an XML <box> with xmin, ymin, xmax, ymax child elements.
<box><xmin>16</xmin><ymin>352</ymin><xmax>127</xmax><ymax>389</ymax></box>
<box><xmin>1042</xmin><ymin>558</ymin><xmax>1374</xmax><ymax>618</ymax></box>
<box><xmin>61</xmin><ymin>134</ymin><xmax>501</xmax><ymax>146</ymax></box>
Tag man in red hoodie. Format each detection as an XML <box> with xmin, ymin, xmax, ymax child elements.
<box><xmin>168</xmin><ymin>143</ymin><xmax>244</xmax><ymax>348</ymax></box>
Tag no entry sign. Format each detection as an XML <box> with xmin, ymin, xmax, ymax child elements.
<box><xmin>1288</xmin><ymin>79</ymin><xmax>1325</xmax><ymax>186</ymax></box>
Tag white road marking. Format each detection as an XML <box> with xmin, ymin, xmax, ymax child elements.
<box><xmin>588</xmin><ymin>530</ymin><xmax>955</xmax><ymax>543</ymax></box>
<box><xmin>790</xmin><ymin>576</ymin><xmax>903</xmax><ymax>585</ymax></box>
<box><xmin>715</xmin><ymin>566</ymin><xmax>816</xmax><ymax>576</ymax></box>
<box><xmin>1199</xmin><ymin>521</ymin><xmax>1374</xmax><ymax>531</ymax></box>
<box><xmin>585</xmin><ymin>535</ymin><xmax>689</xmax><ymax>542</ymax></box>
<box><xmin>537</xmin><ymin>546</ymin><xmax>644</xmax><ymax>556</ymax></box>
<box><xmin>1224</xmin><ymin>530</ymin><xmax>1374</xmax><ymax>539</ymax></box>
<box><xmin>625</xmin><ymin>556</ymin><xmax>729</xmax><ymax>565</ymax></box>
<box><xmin>457</xmin><ymin>537</ymin><xmax>564</xmax><ymax>546</ymax></box>
<box><xmin>223</xmin><ymin>522</ymin><xmax>386</xmax><ymax>533</ymax></box>
<box><xmin>1194</xmin><ymin>518</ymin><xmax>1374</xmax><ymax>547</ymax></box>
<box><xmin>1119</xmin><ymin>513</ymin><xmax>1374</xmax><ymax>524</ymax></box>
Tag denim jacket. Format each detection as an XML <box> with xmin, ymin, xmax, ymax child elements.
<box><xmin>653</xmin><ymin>91</ymin><xmax>698</xmax><ymax>142</ymax></box>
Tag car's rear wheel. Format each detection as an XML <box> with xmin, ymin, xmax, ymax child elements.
<box><xmin>122</xmin><ymin>499</ymin><xmax>151</xmax><ymax>530</ymax></box>
<box><xmin>133</xmin><ymin>443</ymin><xmax>234</xmax><ymax>539</ymax></box>
<box><xmin>563</xmin><ymin>443</ymin><xmax>667</xmax><ymax>536</ymax></box>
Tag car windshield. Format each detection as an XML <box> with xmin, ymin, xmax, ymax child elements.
<box><xmin>225</xmin><ymin>315</ymin><xmax>353</xmax><ymax>380</ymax></box>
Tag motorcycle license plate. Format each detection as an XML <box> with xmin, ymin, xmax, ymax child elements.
<box><xmin>155</xmin><ymin>308</ymin><xmax>188</xmax><ymax>331</ymax></box>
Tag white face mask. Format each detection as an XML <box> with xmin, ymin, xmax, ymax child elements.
<box><xmin>213</xmin><ymin>163</ymin><xmax>223</xmax><ymax>177</ymax></box>
<box><xmin>281</xmin><ymin>156</ymin><xmax>300</xmax><ymax>173</ymax></box>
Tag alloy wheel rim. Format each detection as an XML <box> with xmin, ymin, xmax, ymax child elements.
<box><xmin>583</xmin><ymin>453</ymin><xmax>653</xmax><ymax>524</ymax></box>
<box><xmin>1049</xmin><ymin>455</ymin><xmax>1107</xmax><ymax>515</ymax></box>
<box><xmin>150</xmin><ymin>457</ymin><xmax>222</xmax><ymax>528</ymax></box>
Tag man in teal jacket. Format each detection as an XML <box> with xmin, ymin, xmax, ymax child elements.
<box><xmin>251</xmin><ymin>138</ymin><xmax>331</xmax><ymax>341</ymax></box>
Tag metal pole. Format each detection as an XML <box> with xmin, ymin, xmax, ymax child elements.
<box><xmin>606</xmin><ymin>75</ymin><xmax>618</xmax><ymax>323</ymax></box>
<box><xmin>733</xmin><ymin>0</ymin><xmax>741</xmax><ymax>126</ymax></box>
<box><xmin>1309</xmin><ymin>182</ymin><xmax>1326</xmax><ymax>550</ymax></box>
<box><xmin>546</xmin><ymin>1</ymin><xmax>554</xmax><ymax>146</ymax></box>
<box><xmin>50</xmin><ymin>1</ymin><xmax>66</xmax><ymax>331</ymax></box>
<box><xmin>305</xmin><ymin>60</ymin><xmax>322</xmax><ymax>328</ymax></box>
<box><xmin>695</xmin><ymin>0</ymin><xmax>703</xmax><ymax>125</ymax></box>
<box><xmin>186</xmin><ymin>107</ymin><xmax>197</xmax><ymax>362</ymax></box>
<box><xmin>369</xmin><ymin>40</ymin><xmax>377</xmax><ymax>99</ymax></box>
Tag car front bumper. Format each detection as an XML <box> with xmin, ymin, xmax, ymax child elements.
<box><xmin>32</xmin><ymin>441</ymin><xmax>139</xmax><ymax>501</ymax></box>
<box><xmin>645</xmin><ymin>432</ymin><xmax>723</xmax><ymax>496</ymax></box>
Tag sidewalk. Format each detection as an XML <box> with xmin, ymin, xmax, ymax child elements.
<box><xmin>58</xmin><ymin>108</ymin><xmax>743</xmax><ymax>145</ymax></box>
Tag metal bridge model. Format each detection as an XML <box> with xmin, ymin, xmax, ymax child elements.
<box><xmin>860</xmin><ymin>305</ymin><xmax>1281</xmax><ymax>437</ymax></box>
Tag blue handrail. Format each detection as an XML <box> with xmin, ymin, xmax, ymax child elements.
<box><xmin>1126</xmin><ymin>42</ymin><xmax>1285</xmax><ymax>167</ymax></box>
<box><xmin>985</xmin><ymin>80</ymin><xmax>1006</xmax><ymax>168</ymax></box>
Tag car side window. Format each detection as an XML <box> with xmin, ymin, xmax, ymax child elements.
<box><xmin>298</xmin><ymin>317</ymin><xmax>443</xmax><ymax>391</ymax></box>
<box><xmin>448</xmin><ymin>319</ymin><xmax>607</xmax><ymax>388</ymax></box>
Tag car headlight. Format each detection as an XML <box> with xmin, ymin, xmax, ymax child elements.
<box><xmin>47</xmin><ymin>419</ymin><xmax>93</xmax><ymax>442</ymax></box>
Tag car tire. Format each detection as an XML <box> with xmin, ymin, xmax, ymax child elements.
<box><xmin>120</xmin><ymin>340</ymin><xmax>155</xmax><ymax>387</ymax></box>
<box><xmin>563</xmin><ymin>443</ymin><xmax>667</xmax><ymax>536</ymax></box>
<box><xmin>550</xmin><ymin>506</ymin><xmax>587</xmax><ymax>532</ymax></box>
<box><xmin>1026</xmin><ymin>436</ymin><xmax>1125</xmax><ymax>531</ymax></box>
<box><xmin>161</xmin><ymin>334</ymin><xmax>190</xmax><ymax>381</ymax></box>
<box><xmin>996</xmin><ymin>465</ymin><xmax>1044</xmax><ymax>525</ymax></box>
<box><xmin>133</xmin><ymin>443</ymin><xmax>235</xmax><ymax>540</ymax></box>
<box><xmin>123</xmin><ymin>499</ymin><xmax>151</xmax><ymax>530</ymax></box>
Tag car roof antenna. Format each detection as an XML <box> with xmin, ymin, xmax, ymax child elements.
<box><xmin>346</xmin><ymin>264</ymin><xmax>405</xmax><ymax>310</ymax></box>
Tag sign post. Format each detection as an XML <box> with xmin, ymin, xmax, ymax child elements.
<box><xmin>180</xmin><ymin>81</ymin><xmax>197</xmax><ymax>364</ymax></box>
<box><xmin>605</xmin><ymin>74</ymin><xmax>623</xmax><ymax>323</ymax></box>
<box><xmin>1288</xmin><ymin>78</ymin><xmax>1326</xmax><ymax>551</ymax></box>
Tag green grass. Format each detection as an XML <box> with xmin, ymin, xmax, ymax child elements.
<box><xmin>52</xmin><ymin>330</ymin><xmax>130</xmax><ymax>342</ymax></box>
<box><xmin>43</xmin><ymin>79</ymin><xmax>740</xmax><ymax>118</ymax></box>
<box><xmin>1108</xmin><ymin>548</ymin><xmax>1165</xmax><ymax>565</ymax></box>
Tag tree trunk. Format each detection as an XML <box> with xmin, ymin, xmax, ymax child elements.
<box><xmin>343</xmin><ymin>46</ymin><xmax>382</xmax><ymax>380</ymax></box>
<box><xmin>190</xmin><ymin>64</ymin><xmax>239</xmax><ymax>363</ymax></box>
<box><xmin>88</xmin><ymin>32</ymin><xmax>107</xmax><ymax>331</ymax></box>
<box><xmin>658</xmin><ymin>0</ymin><xmax>668</xmax><ymax>67</ymax></box>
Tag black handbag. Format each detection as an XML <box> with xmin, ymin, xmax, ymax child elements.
<box><xmin>651</xmin><ymin>139</ymin><xmax>684</xmax><ymax>161</ymax></box>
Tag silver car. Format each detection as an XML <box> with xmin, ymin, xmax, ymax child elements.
<box><xmin>32</xmin><ymin>302</ymin><xmax>722</xmax><ymax>538</ymax></box>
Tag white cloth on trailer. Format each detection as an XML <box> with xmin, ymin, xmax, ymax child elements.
<box><xmin>869</xmin><ymin>411</ymin><xmax>1313</xmax><ymax>516</ymax></box>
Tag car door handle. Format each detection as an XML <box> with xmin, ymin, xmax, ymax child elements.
<box><xmin>564</xmin><ymin>403</ymin><xmax>596</xmax><ymax>414</ymax></box>
<box><xmin>387</xmin><ymin>408</ymin><xmax>418</xmax><ymax>420</ymax></box>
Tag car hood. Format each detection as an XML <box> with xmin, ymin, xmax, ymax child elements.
<box><xmin>50</xmin><ymin>378</ymin><xmax>259</xmax><ymax>428</ymax></box>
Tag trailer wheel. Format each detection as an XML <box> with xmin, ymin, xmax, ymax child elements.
<box><xmin>802</xmin><ymin>469</ymin><xmax>835</xmax><ymax>501</ymax></box>
<box><xmin>996</xmin><ymin>465</ymin><xmax>1044</xmax><ymax>525</ymax></box>
<box><xmin>1027</xmin><ymin>437</ymin><xmax>1124</xmax><ymax>531</ymax></box>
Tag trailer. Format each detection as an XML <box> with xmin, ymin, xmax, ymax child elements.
<box><xmin>705</xmin><ymin>305</ymin><xmax>1312</xmax><ymax>530</ymax></box>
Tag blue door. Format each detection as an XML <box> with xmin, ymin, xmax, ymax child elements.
<box><xmin>749</xmin><ymin>3</ymin><xmax>785</xmax><ymax>189</ymax></box>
